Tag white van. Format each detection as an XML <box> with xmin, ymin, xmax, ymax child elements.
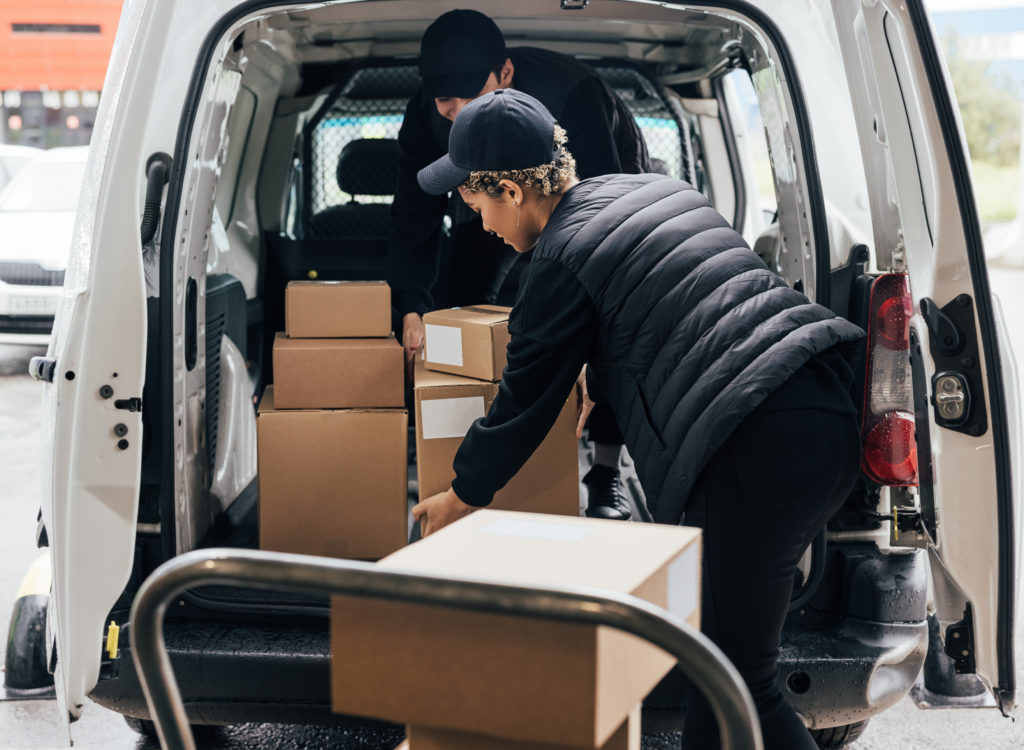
<box><xmin>27</xmin><ymin>1</ymin><xmax>1020</xmax><ymax>747</ymax></box>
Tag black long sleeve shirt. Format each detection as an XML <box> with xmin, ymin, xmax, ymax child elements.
<box><xmin>387</xmin><ymin>47</ymin><xmax>650</xmax><ymax>317</ymax></box>
<box><xmin>452</xmin><ymin>257</ymin><xmax>595</xmax><ymax>506</ymax></box>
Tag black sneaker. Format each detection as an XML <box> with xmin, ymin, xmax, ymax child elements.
<box><xmin>582</xmin><ymin>465</ymin><xmax>632</xmax><ymax>520</ymax></box>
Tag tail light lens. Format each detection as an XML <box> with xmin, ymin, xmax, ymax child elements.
<box><xmin>862</xmin><ymin>273</ymin><xmax>918</xmax><ymax>486</ymax></box>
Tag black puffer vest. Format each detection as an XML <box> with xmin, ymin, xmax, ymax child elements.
<box><xmin>536</xmin><ymin>174</ymin><xmax>865</xmax><ymax>522</ymax></box>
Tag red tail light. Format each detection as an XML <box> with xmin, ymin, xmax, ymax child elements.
<box><xmin>873</xmin><ymin>294</ymin><xmax>913</xmax><ymax>351</ymax></box>
<box><xmin>861</xmin><ymin>274</ymin><xmax>918</xmax><ymax>486</ymax></box>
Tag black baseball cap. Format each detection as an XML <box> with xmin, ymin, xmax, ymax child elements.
<box><xmin>417</xmin><ymin>88</ymin><xmax>561</xmax><ymax>195</ymax></box>
<box><xmin>419</xmin><ymin>9</ymin><xmax>507</xmax><ymax>100</ymax></box>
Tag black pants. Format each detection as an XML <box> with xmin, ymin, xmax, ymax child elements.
<box><xmin>680</xmin><ymin>407</ymin><xmax>861</xmax><ymax>750</ymax></box>
<box><xmin>448</xmin><ymin>219</ymin><xmax>624</xmax><ymax>445</ymax></box>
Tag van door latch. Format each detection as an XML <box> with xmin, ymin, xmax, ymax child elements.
<box><xmin>921</xmin><ymin>295</ymin><xmax>987</xmax><ymax>437</ymax></box>
<box><xmin>932</xmin><ymin>371</ymin><xmax>970</xmax><ymax>427</ymax></box>
<box><xmin>114</xmin><ymin>398</ymin><xmax>143</xmax><ymax>413</ymax></box>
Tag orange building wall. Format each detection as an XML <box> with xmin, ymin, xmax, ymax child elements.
<box><xmin>0</xmin><ymin>1</ymin><xmax>123</xmax><ymax>91</ymax></box>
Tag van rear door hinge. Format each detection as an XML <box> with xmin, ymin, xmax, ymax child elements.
<box><xmin>945</xmin><ymin>605</ymin><xmax>976</xmax><ymax>675</ymax></box>
<box><xmin>869</xmin><ymin>505</ymin><xmax>927</xmax><ymax>547</ymax></box>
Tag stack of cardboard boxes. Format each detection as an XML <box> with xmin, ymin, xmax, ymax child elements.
<box><xmin>257</xmin><ymin>294</ymin><xmax>582</xmax><ymax>562</ymax></box>
<box><xmin>257</xmin><ymin>280</ymin><xmax>407</xmax><ymax>560</ymax></box>
<box><xmin>416</xmin><ymin>305</ymin><xmax>580</xmax><ymax>518</ymax></box>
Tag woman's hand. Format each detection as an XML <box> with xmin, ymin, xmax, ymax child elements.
<box><xmin>412</xmin><ymin>487</ymin><xmax>475</xmax><ymax>537</ymax></box>
<box><xmin>576</xmin><ymin>366</ymin><xmax>595</xmax><ymax>439</ymax></box>
<box><xmin>403</xmin><ymin>312</ymin><xmax>425</xmax><ymax>381</ymax></box>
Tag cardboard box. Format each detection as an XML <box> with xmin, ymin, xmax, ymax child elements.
<box><xmin>331</xmin><ymin>510</ymin><xmax>701</xmax><ymax>747</ymax></box>
<box><xmin>272</xmin><ymin>332</ymin><xmax>403</xmax><ymax>409</ymax></box>
<box><xmin>257</xmin><ymin>386</ymin><xmax>408</xmax><ymax>560</ymax></box>
<box><xmin>406</xmin><ymin>704</ymin><xmax>640</xmax><ymax>750</ymax></box>
<box><xmin>413</xmin><ymin>362</ymin><xmax>579</xmax><ymax>517</ymax></box>
<box><xmin>423</xmin><ymin>305</ymin><xmax>511</xmax><ymax>381</ymax></box>
<box><xmin>285</xmin><ymin>280</ymin><xmax>392</xmax><ymax>338</ymax></box>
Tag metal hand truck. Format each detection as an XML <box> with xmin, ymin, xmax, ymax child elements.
<box><xmin>129</xmin><ymin>548</ymin><xmax>764</xmax><ymax>750</ymax></box>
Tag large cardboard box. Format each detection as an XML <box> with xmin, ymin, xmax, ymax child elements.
<box><xmin>406</xmin><ymin>704</ymin><xmax>640</xmax><ymax>750</ymax></box>
<box><xmin>285</xmin><ymin>280</ymin><xmax>392</xmax><ymax>338</ymax></box>
<box><xmin>423</xmin><ymin>305</ymin><xmax>510</xmax><ymax>381</ymax></box>
<box><xmin>413</xmin><ymin>362</ymin><xmax>579</xmax><ymax>517</ymax></box>
<box><xmin>272</xmin><ymin>332</ymin><xmax>403</xmax><ymax>409</ymax></box>
<box><xmin>331</xmin><ymin>510</ymin><xmax>701</xmax><ymax>747</ymax></box>
<box><xmin>257</xmin><ymin>386</ymin><xmax>408</xmax><ymax>560</ymax></box>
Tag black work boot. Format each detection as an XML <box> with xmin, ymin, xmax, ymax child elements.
<box><xmin>582</xmin><ymin>465</ymin><xmax>632</xmax><ymax>520</ymax></box>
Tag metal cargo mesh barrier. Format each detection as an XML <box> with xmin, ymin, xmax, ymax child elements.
<box><xmin>592</xmin><ymin>63</ymin><xmax>691</xmax><ymax>182</ymax></box>
<box><xmin>309</xmin><ymin>65</ymin><xmax>419</xmax><ymax>216</ymax></box>
<box><xmin>308</xmin><ymin>62</ymin><xmax>692</xmax><ymax>222</ymax></box>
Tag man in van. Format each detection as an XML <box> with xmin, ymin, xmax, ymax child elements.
<box><xmin>389</xmin><ymin>8</ymin><xmax>652</xmax><ymax>520</ymax></box>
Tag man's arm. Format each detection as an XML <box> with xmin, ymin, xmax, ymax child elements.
<box><xmin>387</xmin><ymin>92</ymin><xmax>449</xmax><ymax>318</ymax></box>
<box><xmin>558</xmin><ymin>76</ymin><xmax>650</xmax><ymax>179</ymax></box>
<box><xmin>450</xmin><ymin>260</ymin><xmax>596</xmax><ymax>507</ymax></box>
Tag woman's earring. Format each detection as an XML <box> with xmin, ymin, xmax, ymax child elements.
<box><xmin>515</xmin><ymin>201</ymin><xmax>520</xmax><ymax>228</ymax></box>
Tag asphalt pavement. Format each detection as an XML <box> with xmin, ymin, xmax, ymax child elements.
<box><xmin>2</xmin><ymin>268</ymin><xmax>1024</xmax><ymax>748</ymax></box>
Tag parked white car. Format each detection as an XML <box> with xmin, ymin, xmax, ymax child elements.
<box><xmin>0</xmin><ymin>144</ymin><xmax>43</xmax><ymax>193</ymax></box>
<box><xmin>0</xmin><ymin>146</ymin><xmax>88</xmax><ymax>345</ymax></box>
<box><xmin>20</xmin><ymin>1</ymin><xmax>1021</xmax><ymax>748</ymax></box>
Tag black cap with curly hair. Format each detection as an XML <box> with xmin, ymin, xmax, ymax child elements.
<box><xmin>417</xmin><ymin>88</ymin><xmax>566</xmax><ymax>195</ymax></box>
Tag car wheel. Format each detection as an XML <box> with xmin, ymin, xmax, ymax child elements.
<box><xmin>123</xmin><ymin>715</ymin><xmax>224</xmax><ymax>743</ymax></box>
<box><xmin>810</xmin><ymin>719</ymin><xmax>870</xmax><ymax>748</ymax></box>
<box><xmin>123</xmin><ymin>715</ymin><xmax>160</xmax><ymax>740</ymax></box>
<box><xmin>4</xmin><ymin>556</ymin><xmax>54</xmax><ymax>697</ymax></box>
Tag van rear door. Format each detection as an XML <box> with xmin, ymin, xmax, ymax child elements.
<box><xmin>38</xmin><ymin>0</ymin><xmax>159</xmax><ymax>728</ymax></box>
<box><xmin>830</xmin><ymin>0</ymin><xmax>1019</xmax><ymax>709</ymax></box>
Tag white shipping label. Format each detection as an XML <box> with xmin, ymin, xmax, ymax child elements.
<box><xmin>479</xmin><ymin>518</ymin><xmax>592</xmax><ymax>542</ymax></box>
<box><xmin>666</xmin><ymin>544</ymin><xmax>700</xmax><ymax>622</ymax></box>
<box><xmin>425</xmin><ymin>324</ymin><xmax>463</xmax><ymax>366</ymax></box>
<box><xmin>421</xmin><ymin>396</ymin><xmax>486</xmax><ymax>440</ymax></box>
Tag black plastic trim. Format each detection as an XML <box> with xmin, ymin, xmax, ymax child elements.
<box><xmin>904</xmin><ymin>0</ymin><xmax>1015</xmax><ymax>706</ymax></box>
<box><xmin>299</xmin><ymin>80</ymin><xmax>343</xmax><ymax>236</ymax></box>
<box><xmin>713</xmin><ymin>71</ymin><xmax>747</xmax><ymax>237</ymax></box>
<box><xmin>910</xmin><ymin>327</ymin><xmax>937</xmax><ymax>541</ymax></box>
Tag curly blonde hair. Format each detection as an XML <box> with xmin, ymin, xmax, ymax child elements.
<box><xmin>461</xmin><ymin>124</ymin><xmax>577</xmax><ymax>197</ymax></box>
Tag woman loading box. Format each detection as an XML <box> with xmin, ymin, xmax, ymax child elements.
<box><xmin>410</xmin><ymin>89</ymin><xmax>865</xmax><ymax>750</ymax></box>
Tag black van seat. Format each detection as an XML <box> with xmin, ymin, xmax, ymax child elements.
<box><xmin>310</xmin><ymin>137</ymin><xmax>399</xmax><ymax>241</ymax></box>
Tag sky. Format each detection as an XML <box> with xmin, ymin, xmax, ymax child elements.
<box><xmin>927</xmin><ymin>0</ymin><xmax>1023</xmax><ymax>11</ymax></box>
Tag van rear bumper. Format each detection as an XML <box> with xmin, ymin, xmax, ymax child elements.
<box><xmin>779</xmin><ymin>619</ymin><xmax>929</xmax><ymax>729</ymax></box>
<box><xmin>90</xmin><ymin>620</ymin><xmax>385</xmax><ymax>728</ymax></box>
